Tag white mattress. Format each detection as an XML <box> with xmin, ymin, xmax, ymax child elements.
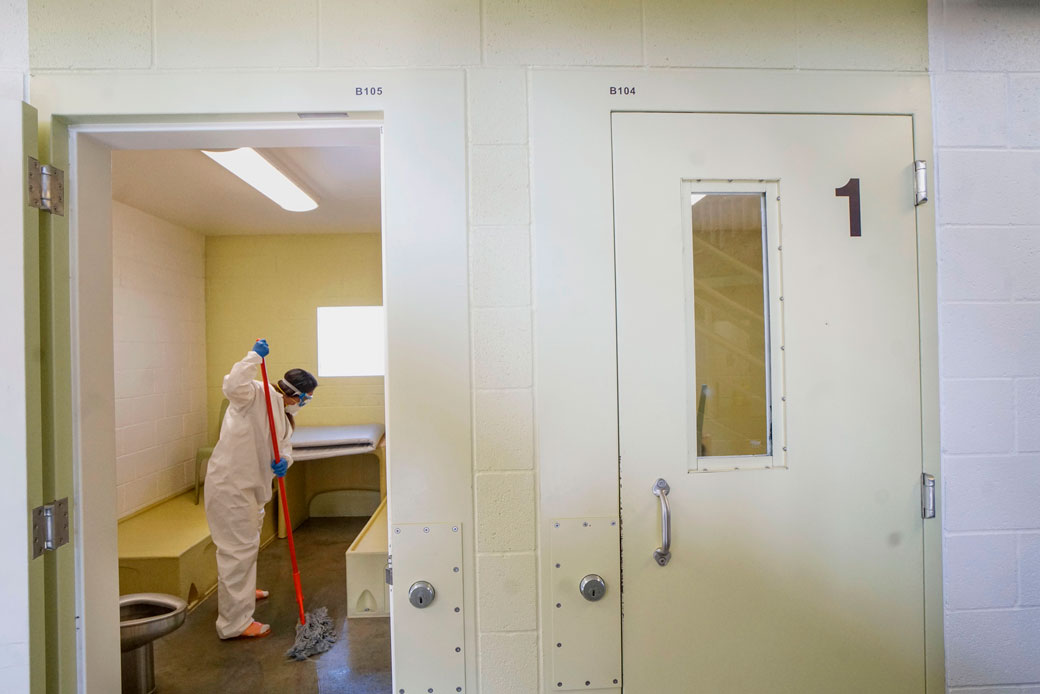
<box><xmin>292</xmin><ymin>444</ymin><xmax>376</xmax><ymax>461</ymax></box>
<box><xmin>291</xmin><ymin>424</ymin><xmax>385</xmax><ymax>450</ymax></box>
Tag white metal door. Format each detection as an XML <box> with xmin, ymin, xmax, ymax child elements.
<box><xmin>614</xmin><ymin>113</ymin><xmax>926</xmax><ymax>692</ymax></box>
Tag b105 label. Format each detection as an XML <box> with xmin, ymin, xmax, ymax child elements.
<box><xmin>356</xmin><ymin>87</ymin><xmax>383</xmax><ymax>96</ymax></box>
<box><xmin>610</xmin><ymin>87</ymin><xmax>636</xmax><ymax>95</ymax></box>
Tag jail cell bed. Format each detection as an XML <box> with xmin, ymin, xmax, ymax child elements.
<box><xmin>291</xmin><ymin>423</ymin><xmax>385</xmax><ymax>459</ymax></box>
<box><xmin>275</xmin><ymin>423</ymin><xmax>387</xmax><ymax>539</ymax></box>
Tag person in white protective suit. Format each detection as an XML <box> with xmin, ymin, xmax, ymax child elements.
<box><xmin>204</xmin><ymin>339</ymin><xmax>318</xmax><ymax>639</ymax></box>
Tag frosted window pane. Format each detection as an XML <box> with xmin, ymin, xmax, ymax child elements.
<box><xmin>317</xmin><ymin>306</ymin><xmax>385</xmax><ymax>377</ymax></box>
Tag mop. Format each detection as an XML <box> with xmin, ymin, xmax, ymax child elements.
<box><xmin>257</xmin><ymin>346</ymin><xmax>337</xmax><ymax>660</ymax></box>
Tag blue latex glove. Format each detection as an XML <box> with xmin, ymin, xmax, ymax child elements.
<box><xmin>252</xmin><ymin>339</ymin><xmax>270</xmax><ymax>358</ymax></box>
<box><xmin>271</xmin><ymin>457</ymin><xmax>288</xmax><ymax>477</ymax></box>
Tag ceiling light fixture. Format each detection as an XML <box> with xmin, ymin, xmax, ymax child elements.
<box><xmin>201</xmin><ymin>148</ymin><xmax>318</xmax><ymax>212</ymax></box>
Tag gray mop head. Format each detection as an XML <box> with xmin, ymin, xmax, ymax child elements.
<box><xmin>285</xmin><ymin>607</ymin><xmax>337</xmax><ymax>661</ymax></box>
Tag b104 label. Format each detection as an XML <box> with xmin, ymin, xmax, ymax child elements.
<box><xmin>356</xmin><ymin>87</ymin><xmax>383</xmax><ymax>96</ymax></box>
<box><xmin>610</xmin><ymin>87</ymin><xmax>636</xmax><ymax>95</ymax></box>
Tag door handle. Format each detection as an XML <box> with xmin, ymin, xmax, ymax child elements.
<box><xmin>653</xmin><ymin>478</ymin><xmax>671</xmax><ymax>566</ymax></box>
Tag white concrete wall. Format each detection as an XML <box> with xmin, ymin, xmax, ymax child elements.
<box><xmin>929</xmin><ymin>1</ymin><xmax>1040</xmax><ymax>690</ymax></box>
<box><xmin>0</xmin><ymin>1</ymin><xmax>29</xmax><ymax>690</ymax></box>
<box><xmin>111</xmin><ymin>201</ymin><xmax>207</xmax><ymax>518</ymax></box>
<box><xmin>466</xmin><ymin>68</ymin><xmax>540</xmax><ymax>692</ymax></box>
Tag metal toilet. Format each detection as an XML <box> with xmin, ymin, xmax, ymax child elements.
<box><xmin>119</xmin><ymin>593</ymin><xmax>187</xmax><ymax>694</ymax></box>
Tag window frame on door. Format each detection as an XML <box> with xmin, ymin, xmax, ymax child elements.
<box><xmin>681</xmin><ymin>180</ymin><xmax>787</xmax><ymax>473</ymax></box>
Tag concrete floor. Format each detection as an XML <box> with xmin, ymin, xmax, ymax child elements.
<box><xmin>153</xmin><ymin>517</ymin><xmax>392</xmax><ymax>693</ymax></box>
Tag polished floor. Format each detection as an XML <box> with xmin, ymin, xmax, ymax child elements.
<box><xmin>153</xmin><ymin>517</ymin><xmax>392</xmax><ymax>693</ymax></box>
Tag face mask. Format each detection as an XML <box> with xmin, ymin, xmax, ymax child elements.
<box><xmin>281</xmin><ymin>380</ymin><xmax>311</xmax><ymax>415</ymax></box>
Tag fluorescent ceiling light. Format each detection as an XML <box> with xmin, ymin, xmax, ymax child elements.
<box><xmin>202</xmin><ymin>148</ymin><xmax>318</xmax><ymax>212</ymax></box>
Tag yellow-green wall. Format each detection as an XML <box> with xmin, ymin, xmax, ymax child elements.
<box><xmin>205</xmin><ymin>233</ymin><xmax>384</xmax><ymax>444</ymax></box>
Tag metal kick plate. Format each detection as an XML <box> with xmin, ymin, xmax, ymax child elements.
<box><xmin>550</xmin><ymin>517</ymin><xmax>621</xmax><ymax>690</ymax></box>
<box><xmin>390</xmin><ymin>522</ymin><xmax>465</xmax><ymax>693</ymax></box>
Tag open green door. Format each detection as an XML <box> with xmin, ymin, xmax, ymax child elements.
<box><xmin>40</xmin><ymin>112</ymin><xmax>78</xmax><ymax>694</ymax></box>
<box><xmin>18</xmin><ymin>100</ymin><xmax>78</xmax><ymax>694</ymax></box>
<box><xmin>20</xmin><ymin>99</ymin><xmax>46</xmax><ymax>694</ymax></box>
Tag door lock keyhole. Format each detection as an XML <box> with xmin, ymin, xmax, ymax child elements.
<box><xmin>408</xmin><ymin>581</ymin><xmax>436</xmax><ymax>609</ymax></box>
<box><xmin>579</xmin><ymin>574</ymin><xmax>606</xmax><ymax>602</ymax></box>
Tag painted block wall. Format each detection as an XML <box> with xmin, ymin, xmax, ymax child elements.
<box><xmin>929</xmin><ymin>1</ymin><xmax>1040</xmax><ymax>689</ymax></box>
<box><xmin>112</xmin><ymin>201</ymin><xmax>207</xmax><ymax>519</ymax></box>
<box><xmin>204</xmin><ymin>233</ymin><xmax>384</xmax><ymax>447</ymax></box>
<box><xmin>15</xmin><ymin>0</ymin><xmax>978</xmax><ymax>690</ymax></box>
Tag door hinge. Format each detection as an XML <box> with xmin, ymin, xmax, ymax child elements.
<box><xmin>913</xmin><ymin>160</ymin><xmax>928</xmax><ymax>207</ymax></box>
<box><xmin>385</xmin><ymin>554</ymin><xmax>393</xmax><ymax>586</ymax></box>
<box><xmin>32</xmin><ymin>498</ymin><xmax>70</xmax><ymax>559</ymax></box>
<box><xmin>27</xmin><ymin>157</ymin><xmax>66</xmax><ymax>216</ymax></box>
<box><xmin>921</xmin><ymin>473</ymin><xmax>935</xmax><ymax>519</ymax></box>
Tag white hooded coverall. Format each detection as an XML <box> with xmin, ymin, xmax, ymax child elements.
<box><xmin>204</xmin><ymin>350</ymin><xmax>293</xmax><ymax>638</ymax></box>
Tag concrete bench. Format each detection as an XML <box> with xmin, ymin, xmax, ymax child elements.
<box><xmin>118</xmin><ymin>490</ymin><xmax>276</xmax><ymax>607</ymax></box>
<box><xmin>345</xmin><ymin>496</ymin><xmax>389</xmax><ymax>618</ymax></box>
<box><xmin>117</xmin><ymin>491</ymin><xmax>217</xmax><ymax>607</ymax></box>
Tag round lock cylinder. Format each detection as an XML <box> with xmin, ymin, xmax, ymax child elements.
<box><xmin>408</xmin><ymin>581</ymin><xmax>436</xmax><ymax>608</ymax></box>
<box><xmin>579</xmin><ymin>574</ymin><xmax>606</xmax><ymax>602</ymax></box>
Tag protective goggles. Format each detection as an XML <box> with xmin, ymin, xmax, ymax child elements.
<box><xmin>281</xmin><ymin>380</ymin><xmax>313</xmax><ymax>407</ymax></box>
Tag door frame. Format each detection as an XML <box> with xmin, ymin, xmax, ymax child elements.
<box><xmin>530</xmin><ymin>69</ymin><xmax>941</xmax><ymax>692</ymax></box>
<box><xmin>29</xmin><ymin>71</ymin><xmax>474</xmax><ymax>693</ymax></box>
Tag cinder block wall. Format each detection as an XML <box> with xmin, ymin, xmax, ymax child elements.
<box><xmin>112</xmin><ymin>201</ymin><xmax>207</xmax><ymax>518</ymax></box>
<box><xmin>25</xmin><ymin>1</ymin><xmax>1035</xmax><ymax>691</ymax></box>
<box><xmin>929</xmin><ymin>1</ymin><xmax>1040</xmax><ymax>689</ymax></box>
<box><xmin>205</xmin><ymin>233</ymin><xmax>385</xmax><ymax>442</ymax></box>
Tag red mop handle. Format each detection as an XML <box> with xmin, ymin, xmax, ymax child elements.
<box><xmin>258</xmin><ymin>350</ymin><xmax>307</xmax><ymax>626</ymax></box>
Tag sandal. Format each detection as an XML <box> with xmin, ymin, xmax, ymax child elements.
<box><xmin>234</xmin><ymin>621</ymin><xmax>271</xmax><ymax>639</ymax></box>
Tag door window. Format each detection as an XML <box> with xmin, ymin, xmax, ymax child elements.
<box><xmin>685</xmin><ymin>183</ymin><xmax>786</xmax><ymax>472</ymax></box>
<box><xmin>691</xmin><ymin>193</ymin><xmax>770</xmax><ymax>457</ymax></box>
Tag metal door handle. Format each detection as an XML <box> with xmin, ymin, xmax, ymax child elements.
<box><xmin>653</xmin><ymin>478</ymin><xmax>671</xmax><ymax>566</ymax></box>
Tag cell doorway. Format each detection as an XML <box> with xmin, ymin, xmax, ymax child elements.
<box><xmin>92</xmin><ymin>119</ymin><xmax>393</xmax><ymax>692</ymax></box>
